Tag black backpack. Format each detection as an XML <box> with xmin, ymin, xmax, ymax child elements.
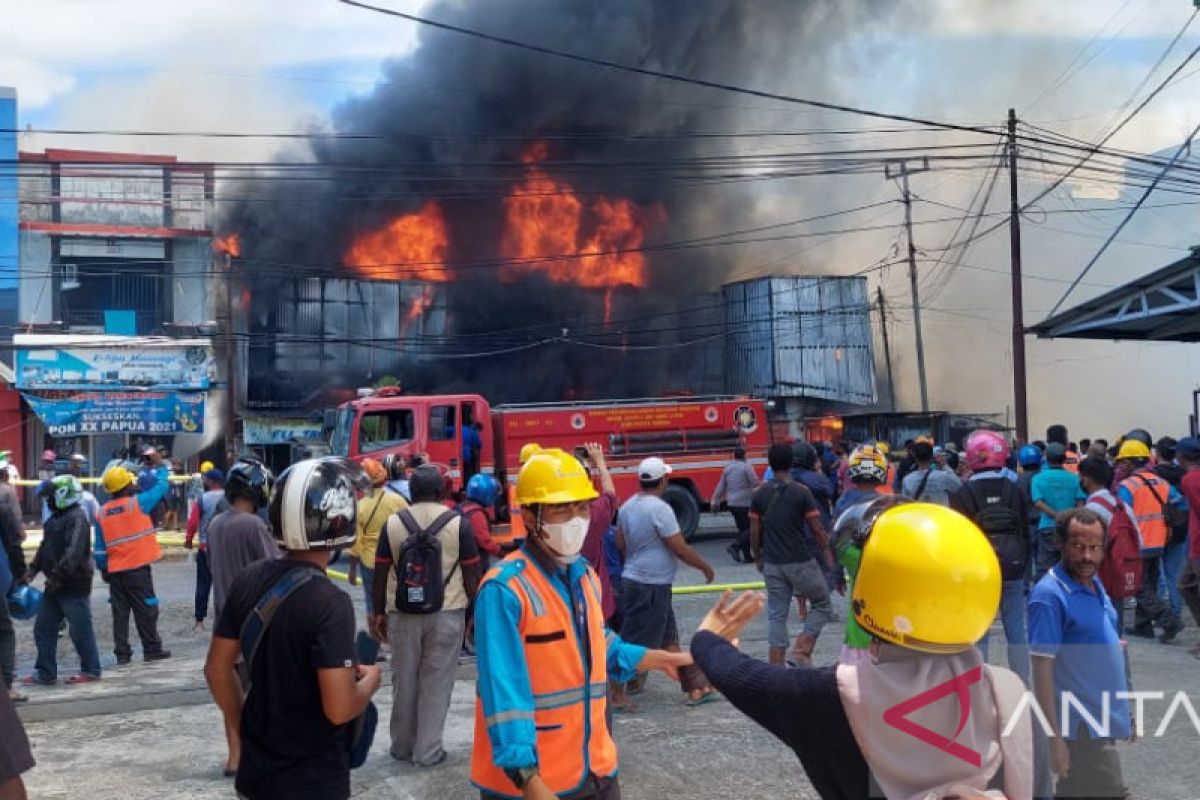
<box><xmin>964</xmin><ymin>479</ymin><xmax>1028</xmax><ymax>581</ymax></box>
<box><xmin>391</xmin><ymin>509</ymin><xmax>460</xmax><ymax>614</ymax></box>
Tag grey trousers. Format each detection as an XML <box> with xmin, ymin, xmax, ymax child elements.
<box><xmin>389</xmin><ymin>608</ymin><xmax>466</xmax><ymax>765</ymax></box>
<box><xmin>763</xmin><ymin>560</ymin><xmax>831</xmax><ymax>648</ymax></box>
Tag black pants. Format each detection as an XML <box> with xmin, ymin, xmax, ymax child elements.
<box><xmin>194</xmin><ymin>548</ymin><xmax>212</xmax><ymax>623</ymax></box>
<box><xmin>109</xmin><ymin>565</ymin><xmax>164</xmax><ymax>659</ymax></box>
<box><xmin>0</xmin><ymin>591</ymin><xmax>13</xmax><ymax>688</ymax></box>
<box><xmin>1054</xmin><ymin>729</ymin><xmax>1129</xmax><ymax>799</ymax></box>
<box><xmin>1133</xmin><ymin>552</ymin><xmax>1179</xmax><ymax>631</ymax></box>
<box><xmin>482</xmin><ymin>774</ymin><xmax>619</xmax><ymax>800</ymax></box>
<box><xmin>729</xmin><ymin>506</ymin><xmax>751</xmax><ymax>560</ymax></box>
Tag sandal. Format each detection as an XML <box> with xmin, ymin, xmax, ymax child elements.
<box><xmin>66</xmin><ymin>674</ymin><xmax>101</xmax><ymax>685</ymax></box>
<box><xmin>611</xmin><ymin>700</ymin><xmax>641</xmax><ymax>714</ymax></box>
<box><xmin>7</xmin><ymin>690</ymin><xmax>28</xmax><ymax>703</ymax></box>
<box><xmin>686</xmin><ymin>690</ymin><xmax>723</xmax><ymax>707</ymax></box>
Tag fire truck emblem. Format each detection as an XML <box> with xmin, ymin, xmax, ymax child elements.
<box><xmin>704</xmin><ymin>406</ymin><xmax>719</xmax><ymax>423</ymax></box>
<box><xmin>733</xmin><ymin>405</ymin><xmax>758</xmax><ymax>434</ymax></box>
<box><xmin>570</xmin><ymin>413</ymin><xmax>586</xmax><ymax>430</ymax></box>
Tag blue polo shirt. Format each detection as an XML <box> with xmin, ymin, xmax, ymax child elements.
<box><xmin>1028</xmin><ymin>564</ymin><xmax>1131</xmax><ymax>740</ymax></box>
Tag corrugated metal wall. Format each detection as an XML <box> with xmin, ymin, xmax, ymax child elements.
<box><xmin>723</xmin><ymin>275</ymin><xmax>876</xmax><ymax>405</ymax></box>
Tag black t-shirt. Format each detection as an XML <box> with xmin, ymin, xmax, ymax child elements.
<box><xmin>214</xmin><ymin>558</ymin><xmax>357</xmax><ymax>800</ymax></box>
<box><xmin>750</xmin><ymin>479</ymin><xmax>820</xmax><ymax>564</ymax></box>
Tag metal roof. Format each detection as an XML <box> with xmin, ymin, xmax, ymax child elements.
<box><xmin>1030</xmin><ymin>246</ymin><xmax>1200</xmax><ymax>341</ymax></box>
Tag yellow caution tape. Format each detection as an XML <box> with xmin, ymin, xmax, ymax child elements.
<box><xmin>671</xmin><ymin>582</ymin><xmax>766</xmax><ymax>595</ymax></box>
<box><xmin>14</xmin><ymin>475</ymin><xmax>192</xmax><ymax>486</ymax></box>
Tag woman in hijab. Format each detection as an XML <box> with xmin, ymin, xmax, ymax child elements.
<box><xmin>691</xmin><ymin>500</ymin><xmax>1033</xmax><ymax>800</ymax></box>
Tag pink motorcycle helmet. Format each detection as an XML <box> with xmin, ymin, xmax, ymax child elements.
<box><xmin>964</xmin><ymin>430</ymin><xmax>1009</xmax><ymax>472</ymax></box>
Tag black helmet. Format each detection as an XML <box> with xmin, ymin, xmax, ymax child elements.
<box><xmin>225</xmin><ymin>457</ymin><xmax>274</xmax><ymax>509</ymax></box>
<box><xmin>791</xmin><ymin>441</ymin><xmax>818</xmax><ymax>471</ymax></box>
<box><xmin>1125</xmin><ymin>428</ymin><xmax>1153</xmax><ymax>448</ymax></box>
<box><xmin>269</xmin><ymin>457</ymin><xmax>363</xmax><ymax>551</ymax></box>
<box><xmin>832</xmin><ymin>495</ymin><xmax>909</xmax><ymax>555</ymax></box>
<box><xmin>381</xmin><ymin>452</ymin><xmax>406</xmax><ymax>480</ymax></box>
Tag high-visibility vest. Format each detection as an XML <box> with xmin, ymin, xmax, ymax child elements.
<box><xmin>470</xmin><ymin>552</ymin><xmax>616</xmax><ymax>796</ymax></box>
<box><xmin>507</xmin><ymin>483</ymin><xmax>526</xmax><ymax>539</ymax></box>
<box><xmin>1063</xmin><ymin>452</ymin><xmax>1080</xmax><ymax>475</ymax></box>
<box><xmin>1120</xmin><ymin>470</ymin><xmax>1169</xmax><ymax>551</ymax></box>
<box><xmin>99</xmin><ymin>497</ymin><xmax>161</xmax><ymax>573</ymax></box>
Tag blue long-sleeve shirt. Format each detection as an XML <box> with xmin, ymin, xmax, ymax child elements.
<box><xmin>94</xmin><ymin>465</ymin><xmax>170</xmax><ymax>571</ymax></box>
<box><xmin>474</xmin><ymin>546</ymin><xmax>646</xmax><ymax>770</ymax></box>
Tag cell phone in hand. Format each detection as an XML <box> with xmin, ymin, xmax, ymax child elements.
<box><xmin>356</xmin><ymin>630</ymin><xmax>380</xmax><ymax>666</ymax></box>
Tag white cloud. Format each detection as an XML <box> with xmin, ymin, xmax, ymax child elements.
<box><xmin>0</xmin><ymin>0</ymin><xmax>430</xmax><ymax>110</ymax></box>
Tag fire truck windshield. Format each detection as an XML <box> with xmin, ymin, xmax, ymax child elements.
<box><xmin>330</xmin><ymin>407</ymin><xmax>354</xmax><ymax>456</ymax></box>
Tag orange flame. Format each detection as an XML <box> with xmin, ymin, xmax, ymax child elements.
<box><xmin>501</xmin><ymin>142</ymin><xmax>659</xmax><ymax>288</ymax></box>
<box><xmin>345</xmin><ymin>201</ymin><xmax>450</xmax><ymax>282</ymax></box>
<box><xmin>404</xmin><ymin>286</ymin><xmax>435</xmax><ymax>330</ymax></box>
<box><xmin>213</xmin><ymin>233</ymin><xmax>241</xmax><ymax>258</ymax></box>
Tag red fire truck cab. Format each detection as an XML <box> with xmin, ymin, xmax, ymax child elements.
<box><xmin>328</xmin><ymin>388</ymin><xmax>771</xmax><ymax>540</ymax></box>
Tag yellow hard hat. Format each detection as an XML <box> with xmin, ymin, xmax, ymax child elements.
<box><xmin>200</xmin><ymin>460</ymin><xmax>215</xmax><ymax>473</ymax></box>
<box><xmin>852</xmin><ymin>503</ymin><xmax>1000</xmax><ymax>654</ymax></box>
<box><xmin>516</xmin><ymin>448</ymin><xmax>598</xmax><ymax>506</ymax></box>
<box><xmin>1116</xmin><ymin>439</ymin><xmax>1151</xmax><ymax>461</ymax></box>
<box><xmin>103</xmin><ymin>466</ymin><xmax>136</xmax><ymax>495</ymax></box>
<box><xmin>518</xmin><ymin>443</ymin><xmax>542</xmax><ymax>465</ymax></box>
<box><xmin>875</xmin><ymin>441</ymin><xmax>890</xmax><ymax>457</ymax></box>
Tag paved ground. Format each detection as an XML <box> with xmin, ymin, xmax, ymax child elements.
<box><xmin>12</xmin><ymin>516</ymin><xmax>1200</xmax><ymax>798</ymax></box>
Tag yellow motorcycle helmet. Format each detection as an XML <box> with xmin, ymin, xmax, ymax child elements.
<box><xmin>851</xmin><ymin>502</ymin><xmax>1001</xmax><ymax>654</ymax></box>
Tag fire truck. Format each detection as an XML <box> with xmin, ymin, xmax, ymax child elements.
<box><xmin>327</xmin><ymin>388</ymin><xmax>771</xmax><ymax>540</ymax></box>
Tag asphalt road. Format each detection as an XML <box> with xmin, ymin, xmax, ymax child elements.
<box><xmin>13</xmin><ymin>518</ymin><xmax>1200</xmax><ymax>799</ymax></box>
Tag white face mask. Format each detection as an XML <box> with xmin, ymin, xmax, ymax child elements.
<box><xmin>541</xmin><ymin>516</ymin><xmax>589</xmax><ymax>565</ymax></box>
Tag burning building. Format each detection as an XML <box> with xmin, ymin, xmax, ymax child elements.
<box><xmin>223</xmin><ymin>0</ymin><xmax>888</xmax><ymax>424</ymax></box>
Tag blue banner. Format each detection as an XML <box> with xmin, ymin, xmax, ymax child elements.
<box><xmin>23</xmin><ymin>391</ymin><xmax>205</xmax><ymax>436</ymax></box>
<box><xmin>16</xmin><ymin>343</ymin><xmax>214</xmax><ymax>391</ymax></box>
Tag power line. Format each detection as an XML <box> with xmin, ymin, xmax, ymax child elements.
<box><xmin>1046</xmin><ymin>116</ymin><xmax>1200</xmax><ymax>318</ymax></box>
<box><xmin>334</xmin><ymin>0</ymin><xmax>1002</xmax><ymax>137</ymax></box>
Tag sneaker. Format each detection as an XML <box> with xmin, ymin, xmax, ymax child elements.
<box><xmin>20</xmin><ymin>674</ymin><xmax>56</xmax><ymax>686</ymax></box>
<box><xmin>66</xmin><ymin>674</ymin><xmax>101</xmax><ymax>685</ymax></box>
<box><xmin>726</xmin><ymin>543</ymin><xmax>743</xmax><ymax>564</ymax></box>
<box><xmin>1159</xmin><ymin>620</ymin><xmax>1184</xmax><ymax>644</ymax></box>
<box><xmin>1124</xmin><ymin>625</ymin><xmax>1155</xmax><ymax>639</ymax></box>
<box><xmin>144</xmin><ymin>650</ymin><xmax>173</xmax><ymax>662</ymax></box>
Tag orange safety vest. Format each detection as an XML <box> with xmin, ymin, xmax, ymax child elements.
<box><xmin>1063</xmin><ymin>452</ymin><xmax>1080</xmax><ymax>475</ymax></box>
<box><xmin>507</xmin><ymin>483</ymin><xmax>526</xmax><ymax>539</ymax></box>
<box><xmin>99</xmin><ymin>497</ymin><xmax>161</xmax><ymax>573</ymax></box>
<box><xmin>470</xmin><ymin>552</ymin><xmax>616</xmax><ymax>796</ymax></box>
<box><xmin>1120</xmin><ymin>470</ymin><xmax>1169</xmax><ymax>551</ymax></box>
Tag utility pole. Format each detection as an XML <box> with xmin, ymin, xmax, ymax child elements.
<box><xmin>221</xmin><ymin>251</ymin><xmax>237</xmax><ymax>467</ymax></box>
<box><xmin>885</xmin><ymin>157</ymin><xmax>931</xmax><ymax>412</ymax></box>
<box><xmin>1007</xmin><ymin>108</ymin><xmax>1029</xmax><ymax>443</ymax></box>
<box><xmin>876</xmin><ymin>285</ymin><xmax>897</xmax><ymax>412</ymax></box>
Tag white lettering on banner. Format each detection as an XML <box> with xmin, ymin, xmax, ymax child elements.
<box><xmin>1063</xmin><ymin>691</ymin><xmax>1110</xmax><ymax>738</ymax></box>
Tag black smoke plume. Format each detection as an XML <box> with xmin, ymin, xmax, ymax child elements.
<box><xmin>225</xmin><ymin>0</ymin><xmax>918</xmax><ymax>407</ymax></box>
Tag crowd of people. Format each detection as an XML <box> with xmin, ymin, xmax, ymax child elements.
<box><xmin>1</xmin><ymin>421</ymin><xmax>1196</xmax><ymax>799</ymax></box>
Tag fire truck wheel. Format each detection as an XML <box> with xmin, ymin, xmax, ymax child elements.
<box><xmin>663</xmin><ymin>484</ymin><xmax>701</xmax><ymax>542</ymax></box>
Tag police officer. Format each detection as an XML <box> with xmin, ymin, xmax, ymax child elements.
<box><xmin>472</xmin><ymin>448</ymin><xmax>691</xmax><ymax>800</ymax></box>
